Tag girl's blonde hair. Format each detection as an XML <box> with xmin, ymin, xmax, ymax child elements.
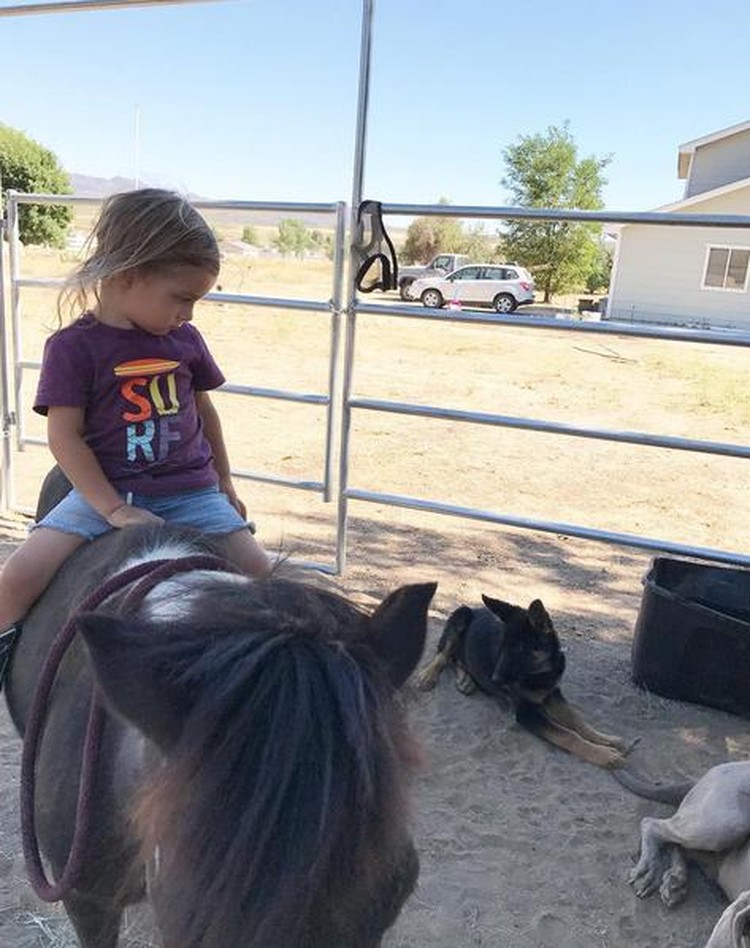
<box><xmin>58</xmin><ymin>188</ymin><xmax>220</xmax><ymax>321</ymax></box>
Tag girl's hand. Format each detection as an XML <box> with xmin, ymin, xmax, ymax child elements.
<box><xmin>219</xmin><ymin>477</ymin><xmax>247</xmax><ymax>520</ymax></box>
<box><xmin>106</xmin><ymin>504</ymin><xmax>164</xmax><ymax>529</ymax></box>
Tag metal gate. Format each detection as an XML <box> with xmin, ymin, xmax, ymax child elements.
<box><xmin>1</xmin><ymin>0</ymin><xmax>749</xmax><ymax>573</ymax></box>
<box><xmin>338</xmin><ymin>202</ymin><xmax>750</xmax><ymax>572</ymax></box>
<box><xmin>0</xmin><ymin>190</ymin><xmax>347</xmax><ymax>572</ymax></box>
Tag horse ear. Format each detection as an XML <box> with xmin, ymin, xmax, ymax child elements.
<box><xmin>76</xmin><ymin>612</ymin><xmax>188</xmax><ymax>750</ymax></box>
<box><xmin>368</xmin><ymin>582</ymin><xmax>437</xmax><ymax>689</ymax></box>
<box><xmin>481</xmin><ymin>595</ymin><xmax>518</xmax><ymax>622</ymax></box>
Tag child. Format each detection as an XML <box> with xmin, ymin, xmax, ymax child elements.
<box><xmin>0</xmin><ymin>188</ymin><xmax>271</xmax><ymax>682</ymax></box>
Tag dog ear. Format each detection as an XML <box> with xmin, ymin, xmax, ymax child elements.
<box><xmin>481</xmin><ymin>595</ymin><xmax>518</xmax><ymax>621</ymax></box>
<box><xmin>527</xmin><ymin>599</ymin><xmax>555</xmax><ymax>635</ymax></box>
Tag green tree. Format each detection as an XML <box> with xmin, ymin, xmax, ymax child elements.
<box><xmin>501</xmin><ymin>123</ymin><xmax>610</xmax><ymax>301</ymax></box>
<box><xmin>241</xmin><ymin>224</ymin><xmax>259</xmax><ymax>245</ymax></box>
<box><xmin>585</xmin><ymin>241</ymin><xmax>614</xmax><ymax>294</ymax></box>
<box><xmin>460</xmin><ymin>224</ymin><xmax>500</xmax><ymax>263</ymax></box>
<box><xmin>310</xmin><ymin>229</ymin><xmax>335</xmax><ymax>260</ymax></box>
<box><xmin>273</xmin><ymin>218</ymin><xmax>314</xmax><ymax>258</ymax></box>
<box><xmin>0</xmin><ymin>123</ymin><xmax>72</xmax><ymax>247</ymax></box>
<box><xmin>400</xmin><ymin>198</ymin><xmax>465</xmax><ymax>264</ymax></box>
<box><xmin>401</xmin><ymin>199</ymin><xmax>503</xmax><ymax>264</ymax></box>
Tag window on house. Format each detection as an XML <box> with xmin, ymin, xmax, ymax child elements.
<box><xmin>702</xmin><ymin>247</ymin><xmax>750</xmax><ymax>291</ymax></box>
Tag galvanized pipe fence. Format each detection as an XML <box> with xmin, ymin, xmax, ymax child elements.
<box><xmin>2</xmin><ymin>194</ymin><xmax>750</xmax><ymax>573</ymax></box>
<box><xmin>335</xmin><ymin>202</ymin><xmax>750</xmax><ymax>573</ymax></box>
<box><xmin>0</xmin><ymin>191</ymin><xmax>750</xmax><ymax>573</ymax></box>
<box><xmin>1</xmin><ymin>0</ymin><xmax>748</xmax><ymax>573</ymax></box>
<box><xmin>1</xmin><ymin>191</ymin><xmax>347</xmax><ymax>572</ymax></box>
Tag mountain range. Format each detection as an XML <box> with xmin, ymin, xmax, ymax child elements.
<box><xmin>68</xmin><ymin>173</ymin><xmax>335</xmax><ymax>229</ymax></box>
<box><xmin>69</xmin><ymin>173</ymin><xmax>145</xmax><ymax>199</ymax></box>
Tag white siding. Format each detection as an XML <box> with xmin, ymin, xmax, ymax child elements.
<box><xmin>608</xmin><ymin>188</ymin><xmax>750</xmax><ymax>330</ymax></box>
<box><xmin>686</xmin><ymin>129</ymin><xmax>750</xmax><ymax>197</ymax></box>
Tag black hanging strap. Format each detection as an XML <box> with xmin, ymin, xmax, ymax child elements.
<box><xmin>352</xmin><ymin>200</ymin><xmax>399</xmax><ymax>293</ymax></box>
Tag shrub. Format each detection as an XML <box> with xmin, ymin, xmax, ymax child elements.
<box><xmin>0</xmin><ymin>123</ymin><xmax>73</xmax><ymax>247</ymax></box>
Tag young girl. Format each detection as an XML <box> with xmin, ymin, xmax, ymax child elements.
<box><xmin>0</xmin><ymin>188</ymin><xmax>271</xmax><ymax>678</ymax></box>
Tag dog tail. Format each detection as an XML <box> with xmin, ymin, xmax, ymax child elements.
<box><xmin>610</xmin><ymin>762</ymin><xmax>694</xmax><ymax>806</ymax></box>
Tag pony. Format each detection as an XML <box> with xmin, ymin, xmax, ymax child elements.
<box><xmin>5</xmin><ymin>480</ymin><xmax>436</xmax><ymax>947</ymax></box>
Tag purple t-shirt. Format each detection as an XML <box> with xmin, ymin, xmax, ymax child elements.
<box><xmin>34</xmin><ymin>314</ymin><xmax>225</xmax><ymax>496</ymax></box>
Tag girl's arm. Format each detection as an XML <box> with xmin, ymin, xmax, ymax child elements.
<box><xmin>196</xmin><ymin>391</ymin><xmax>247</xmax><ymax>519</ymax></box>
<box><xmin>47</xmin><ymin>406</ymin><xmax>162</xmax><ymax>527</ymax></box>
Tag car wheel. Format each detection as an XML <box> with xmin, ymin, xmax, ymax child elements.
<box><xmin>399</xmin><ymin>279</ymin><xmax>415</xmax><ymax>301</ymax></box>
<box><xmin>493</xmin><ymin>293</ymin><xmax>517</xmax><ymax>314</ymax></box>
<box><xmin>421</xmin><ymin>289</ymin><xmax>444</xmax><ymax>309</ymax></box>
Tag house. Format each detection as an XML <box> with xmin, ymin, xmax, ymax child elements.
<box><xmin>606</xmin><ymin>120</ymin><xmax>750</xmax><ymax>330</ymax></box>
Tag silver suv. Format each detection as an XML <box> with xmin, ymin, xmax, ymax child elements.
<box><xmin>410</xmin><ymin>263</ymin><xmax>535</xmax><ymax>313</ymax></box>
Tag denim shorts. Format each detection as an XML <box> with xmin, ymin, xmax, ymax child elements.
<box><xmin>33</xmin><ymin>486</ymin><xmax>249</xmax><ymax>541</ymax></box>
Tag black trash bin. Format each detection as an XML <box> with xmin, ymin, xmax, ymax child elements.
<box><xmin>631</xmin><ymin>557</ymin><xmax>750</xmax><ymax>717</ymax></box>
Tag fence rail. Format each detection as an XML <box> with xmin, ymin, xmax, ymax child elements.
<box><xmin>2</xmin><ymin>192</ymin><xmax>347</xmax><ymax>568</ymax></box>
<box><xmin>2</xmin><ymin>191</ymin><xmax>749</xmax><ymax>572</ymax></box>
<box><xmin>335</xmin><ymin>203</ymin><xmax>750</xmax><ymax>572</ymax></box>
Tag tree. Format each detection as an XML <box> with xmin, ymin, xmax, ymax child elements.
<box><xmin>400</xmin><ymin>198</ymin><xmax>466</xmax><ymax>264</ymax></box>
<box><xmin>0</xmin><ymin>123</ymin><xmax>72</xmax><ymax>247</ymax></box>
<box><xmin>310</xmin><ymin>228</ymin><xmax>334</xmax><ymax>260</ymax></box>
<box><xmin>585</xmin><ymin>240</ymin><xmax>614</xmax><ymax>294</ymax></box>
<box><xmin>501</xmin><ymin>123</ymin><xmax>610</xmax><ymax>301</ymax></box>
<box><xmin>242</xmin><ymin>224</ymin><xmax>259</xmax><ymax>245</ymax></box>
<box><xmin>401</xmin><ymin>199</ymin><xmax>503</xmax><ymax>264</ymax></box>
<box><xmin>460</xmin><ymin>224</ymin><xmax>500</xmax><ymax>263</ymax></box>
<box><xmin>273</xmin><ymin>218</ymin><xmax>314</xmax><ymax>258</ymax></box>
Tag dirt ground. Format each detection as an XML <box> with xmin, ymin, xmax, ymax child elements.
<box><xmin>0</xmin><ymin>276</ymin><xmax>748</xmax><ymax>946</ymax></box>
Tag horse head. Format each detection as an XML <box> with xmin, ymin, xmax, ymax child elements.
<box><xmin>76</xmin><ymin>574</ymin><xmax>436</xmax><ymax>947</ymax></box>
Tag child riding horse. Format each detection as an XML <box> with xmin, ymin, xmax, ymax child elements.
<box><xmin>6</xmin><ymin>518</ymin><xmax>435</xmax><ymax>947</ymax></box>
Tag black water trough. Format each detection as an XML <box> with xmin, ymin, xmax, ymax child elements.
<box><xmin>632</xmin><ymin>557</ymin><xmax>750</xmax><ymax>717</ymax></box>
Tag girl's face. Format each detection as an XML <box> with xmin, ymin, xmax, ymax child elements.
<box><xmin>100</xmin><ymin>265</ymin><xmax>217</xmax><ymax>335</ymax></box>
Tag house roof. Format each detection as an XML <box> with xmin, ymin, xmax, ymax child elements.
<box><xmin>678</xmin><ymin>119</ymin><xmax>750</xmax><ymax>178</ymax></box>
<box><xmin>657</xmin><ymin>174</ymin><xmax>750</xmax><ymax>212</ymax></box>
<box><xmin>604</xmin><ymin>175</ymin><xmax>750</xmax><ymax>235</ymax></box>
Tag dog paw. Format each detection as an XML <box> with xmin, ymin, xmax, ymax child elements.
<box><xmin>414</xmin><ymin>668</ymin><xmax>438</xmax><ymax>691</ymax></box>
<box><xmin>628</xmin><ymin>866</ymin><xmax>659</xmax><ymax>899</ymax></box>
<box><xmin>601</xmin><ymin>746</ymin><xmax>628</xmax><ymax>769</ymax></box>
<box><xmin>614</xmin><ymin>735</ymin><xmax>642</xmax><ymax>756</ymax></box>
<box><xmin>659</xmin><ymin>869</ymin><xmax>688</xmax><ymax>908</ymax></box>
<box><xmin>454</xmin><ymin>668</ymin><xmax>478</xmax><ymax>695</ymax></box>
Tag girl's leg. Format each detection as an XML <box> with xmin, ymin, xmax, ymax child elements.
<box><xmin>140</xmin><ymin>487</ymin><xmax>272</xmax><ymax>578</ymax></box>
<box><xmin>219</xmin><ymin>529</ymin><xmax>272</xmax><ymax>578</ymax></box>
<box><xmin>0</xmin><ymin>528</ymin><xmax>87</xmax><ymax>629</ymax></box>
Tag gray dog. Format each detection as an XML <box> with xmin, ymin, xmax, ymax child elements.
<box><xmin>628</xmin><ymin>761</ymin><xmax>750</xmax><ymax>948</ymax></box>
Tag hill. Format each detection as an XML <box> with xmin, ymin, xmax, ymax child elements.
<box><xmin>69</xmin><ymin>173</ymin><xmax>141</xmax><ymax>199</ymax></box>
<box><xmin>68</xmin><ymin>173</ymin><xmax>335</xmax><ymax>229</ymax></box>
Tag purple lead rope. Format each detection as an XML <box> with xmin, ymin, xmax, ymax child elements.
<box><xmin>21</xmin><ymin>553</ymin><xmax>240</xmax><ymax>901</ymax></box>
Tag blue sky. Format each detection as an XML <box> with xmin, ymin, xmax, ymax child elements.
<box><xmin>1</xmin><ymin>0</ymin><xmax>749</xmax><ymax>211</ymax></box>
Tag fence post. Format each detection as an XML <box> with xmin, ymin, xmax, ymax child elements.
<box><xmin>335</xmin><ymin>0</ymin><xmax>376</xmax><ymax>574</ymax></box>
<box><xmin>0</xmin><ymin>176</ymin><xmax>12</xmax><ymax>513</ymax></box>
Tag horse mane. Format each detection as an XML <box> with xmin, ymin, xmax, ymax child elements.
<box><xmin>132</xmin><ymin>577</ymin><xmax>418</xmax><ymax>947</ymax></box>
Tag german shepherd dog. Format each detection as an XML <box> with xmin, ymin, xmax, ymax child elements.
<box><xmin>415</xmin><ymin>596</ymin><xmax>634</xmax><ymax>768</ymax></box>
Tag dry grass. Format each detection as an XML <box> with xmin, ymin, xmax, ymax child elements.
<box><xmin>6</xmin><ymin>241</ymin><xmax>748</xmax><ymax>564</ymax></box>
<box><xmin>0</xmin><ymin>240</ymin><xmax>747</xmax><ymax>946</ymax></box>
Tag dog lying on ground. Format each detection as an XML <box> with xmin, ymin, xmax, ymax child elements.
<box><xmin>415</xmin><ymin>595</ymin><xmax>634</xmax><ymax>768</ymax></box>
<box><xmin>627</xmin><ymin>761</ymin><xmax>750</xmax><ymax>948</ymax></box>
